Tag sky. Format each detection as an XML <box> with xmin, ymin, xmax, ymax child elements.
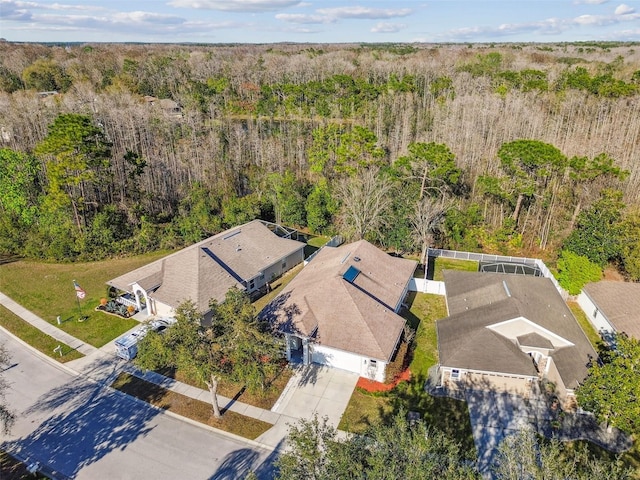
<box><xmin>1</xmin><ymin>0</ymin><xmax>640</xmax><ymax>44</ymax></box>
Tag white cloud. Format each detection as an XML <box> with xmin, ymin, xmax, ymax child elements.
<box><xmin>275</xmin><ymin>13</ymin><xmax>335</xmax><ymax>24</ymax></box>
<box><xmin>573</xmin><ymin>13</ymin><xmax>616</xmax><ymax>25</ymax></box>
<box><xmin>167</xmin><ymin>0</ymin><xmax>301</xmax><ymax>12</ymax></box>
<box><xmin>315</xmin><ymin>6</ymin><xmax>412</xmax><ymax>20</ymax></box>
<box><xmin>371</xmin><ymin>22</ymin><xmax>405</xmax><ymax>33</ymax></box>
<box><xmin>615</xmin><ymin>4</ymin><xmax>635</xmax><ymax>15</ymax></box>
<box><xmin>112</xmin><ymin>11</ymin><xmax>185</xmax><ymax>25</ymax></box>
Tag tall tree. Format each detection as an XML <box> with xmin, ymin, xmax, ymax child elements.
<box><xmin>276</xmin><ymin>412</ymin><xmax>477</xmax><ymax>480</ymax></box>
<box><xmin>411</xmin><ymin>196</ymin><xmax>450</xmax><ymax>264</ymax></box>
<box><xmin>0</xmin><ymin>149</ymin><xmax>40</xmax><ymax>254</ymax></box>
<box><xmin>577</xmin><ymin>333</ymin><xmax>640</xmax><ymax>435</ymax></box>
<box><xmin>35</xmin><ymin>114</ymin><xmax>112</xmax><ymax>232</ymax></box>
<box><xmin>335</xmin><ymin>168</ymin><xmax>393</xmax><ymax>241</ymax></box>
<box><xmin>267</xmin><ymin>170</ymin><xmax>307</xmax><ymax>227</ymax></box>
<box><xmin>174</xmin><ymin>182</ymin><xmax>222</xmax><ymax>243</ymax></box>
<box><xmin>496</xmin><ymin>139</ymin><xmax>567</xmax><ymax>226</ymax></box>
<box><xmin>563</xmin><ymin>189</ymin><xmax>625</xmax><ymax>267</ymax></box>
<box><xmin>305</xmin><ymin>178</ymin><xmax>337</xmax><ymax>235</ymax></box>
<box><xmin>21</xmin><ymin>58</ymin><xmax>71</xmax><ymax>92</ymax></box>
<box><xmin>135</xmin><ymin>288</ymin><xmax>282</xmax><ymax>418</ymax></box>
<box><xmin>568</xmin><ymin>153</ymin><xmax>628</xmax><ymax>230</ymax></box>
<box><xmin>394</xmin><ymin>142</ymin><xmax>462</xmax><ymax>199</ymax></box>
<box><xmin>493</xmin><ymin>428</ymin><xmax>631</xmax><ymax>479</ymax></box>
<box><xmin>308</xmin><ymin>124</ymin><xmax>385</xmax><ymax>179</ymax></box>
<box><xmin>619</xmin><ymin>207</ymin><xmax>640</xmax><ymax>281</ymax></box>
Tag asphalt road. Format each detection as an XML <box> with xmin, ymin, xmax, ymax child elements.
<box><xmin>0</xmin><ymin>331</ymin><xmax>278</xmax><ymax>480</ymax></box>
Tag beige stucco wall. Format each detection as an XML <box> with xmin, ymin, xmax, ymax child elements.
<box><xmin>250</xmin><ymin>248</ymin><xmax>304</xmax><ymax>293</ymax></box>
<box><xmin>441</xmin><ymin>367</ymin><xmax>534</xmax><ymax>396</ymax></box>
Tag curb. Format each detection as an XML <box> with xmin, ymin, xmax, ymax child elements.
<box><xmin>0</xmin><ymin>325</ymin><xmax>280</xmax><ymax>452</ymax></box>
<box><xmin>0</xmin><ymin>325</ymin><xmax>80</xmax><ymax>377</ymax></box>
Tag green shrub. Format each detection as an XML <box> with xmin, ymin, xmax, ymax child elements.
<box><xmin>556</xmin><ymin>250</ymin><xmax>602</xmax><ymax>295</ymax></box>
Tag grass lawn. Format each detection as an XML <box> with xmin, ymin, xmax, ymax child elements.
<box><xmin>158</xmin><ymin>362</ymin><xmax>294</xmax><ymax>410</ymax></box>
<box><xmin>252</xmin><ymin>263</ymin><xmax>303</xmax><ymax>313</ymax></box>
<box><xmin>0</xmin><ymin>305</ymin><xmax>83</xmax><ymax>363</ymax></box>
<box><xmin>567</xmin><ymin>301</ymin><xmax>601</xmax><ymax>349</ymax></box>
<box><xmin>403</xmin><ymin>292</ymin><xmax>447</xmax><ymax>378</ymax></box>
<box><xmin>0</xmin><ymin>251</ymin><xmax>170</xmax><ymax>347</ymax></box>
<box><xmin>432</xmin><ymin>257</ymin><xmax>478</xmax><ymax>281</ymax></box>
<box><xmin>339</xmin><ymin>292</ymin><xmax>475</xmax><ymax>455</ymax></box>
<box><xmin>307</xmin><ymin>235</ymin><xmax>330</xmax><ymax>248</ymax></box>
<box><xmin>111</xmin><ymin>372</ymin><xmax>272</xmax><ymax>440</ymax></box>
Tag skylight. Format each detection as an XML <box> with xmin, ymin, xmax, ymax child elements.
<box><xmin>343</xmin><ymin>265</ymin><xmax>361</xmax><ymax>283</ymax></box>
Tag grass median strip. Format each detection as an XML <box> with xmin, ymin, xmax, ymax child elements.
<box><xmin>0</xmin><ymin>305</ymin><xmax>83</xmax><ymax>363</ymax></box>
<box><xmin>111</xmin><ymin>372</ymin><xmax>273</xmax><ymax>440</ymax></box>
<box><xmin>159</xmin><ymin>364</ymin><xmax>293</xmax><ymax>410</ymax></box>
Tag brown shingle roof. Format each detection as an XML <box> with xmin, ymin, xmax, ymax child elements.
<box><xmin>263</xmin><ymin>240</ymin><xmax>417</xmax><ymax>362</ymax></box>
<box><xmin>437</xmin><ymin>271</ymin><xmax>597</xmax><ymax>389</ymax></box>
<box><xmin>582</xmin><ymin>281</ymin><xmax>640</xmax><ymax>339</ymax></box>
<box><xmin>108</xmin><ymin>220</ymin><xmax>304</xmax><ymax>312</ymax></box>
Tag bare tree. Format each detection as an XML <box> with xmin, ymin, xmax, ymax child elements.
<box><xmin>335</xmin><ymin>168</ymin><xmax>393</xmax><ymax>241</ymax></box>
<box><xmin>411</xmin><ymin>195</ymin><xmax>450</xmax><ymax>265</ymax></box>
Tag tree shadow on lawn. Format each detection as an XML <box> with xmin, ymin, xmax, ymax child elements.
<box><xmin>4</xmin><ymin>375</ymin><xmax>159</xmax><ymax>478</ymax></box>
<box><xmin>379</xmin><ymin>375</ymin><xmax>476</xmax><ymax>456</ymax></box>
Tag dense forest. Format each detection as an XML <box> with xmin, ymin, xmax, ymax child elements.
<box><xmin>1</xmin><ymin>40</ymin><xmax>640</xmax><ymax>289</ymax></box>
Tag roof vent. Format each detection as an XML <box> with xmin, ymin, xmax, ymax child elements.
<box><xmin>502</xmin><ymin>280</ymin><xmax>512</xmax><ymax>298</ymax></box>
<box><xmin>236</xmin><ymin>245</ymin><xmax>242</xmax><ymax>252</ymax></box>
<box><xmin>223</xmin><ymin>230</ymin><xmax>241</xmax><ymax>240</ymax></box>
<box><xmin>353</xmin><ymin>256</ymin><xmax>361</xmax><ymax>262</ymax></box>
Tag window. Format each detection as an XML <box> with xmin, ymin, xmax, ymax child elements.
<box><xmin>282</xmin><ymin>261</ymin><xmax>287</xmax><ymax>269</ymax></box>
<box><xmin>369</xmin><ymin>359</ymin><xmax>377</xmax><ymax>366</ymax></box>
<box><xmin>249</xmin><ymin>280</ymin><xmax>255</xmax><ymax>290</ymax></box>
<box><xmin>451</xmin><ymin>369</ymin><xmax>460</xmax><ymax>381</ymax></box>
<box><xmin>593</xmin><ymin>308</ymin><xmax>598</xmax><ymax>319</ymax></box>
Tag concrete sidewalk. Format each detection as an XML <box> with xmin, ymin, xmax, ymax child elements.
<box><xmin>0</xmin><ymin>289</ymin><xmax>357</xmax><ymax>449</ymax></box>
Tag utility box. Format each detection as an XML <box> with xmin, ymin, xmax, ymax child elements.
<box><xmin>115</xmin><ymin>331</ymin><xmax>142</xmax><ymax>360</ymax></box>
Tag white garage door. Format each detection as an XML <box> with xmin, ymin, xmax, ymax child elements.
<box><xmin>312</xmin><ymin>345</ymin><xmax>363</xmax><ymax>375</ymax></box>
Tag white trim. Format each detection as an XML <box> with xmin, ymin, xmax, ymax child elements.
<box><xmin>487</xmin><ymin>316</ymin><xmax>574</xmax><ymax>348</ymax></box>
<box><xmin>440</xmin><ymin>364</ymin><xmax>538</xmax><ymax>381</ymax></box>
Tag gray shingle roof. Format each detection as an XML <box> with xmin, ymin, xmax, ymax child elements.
<box><xmin>583</xmin><ymin>281</ymin><xmax>640</xmax><ymax>339</ymax></box>
<box><xmin>262</xmin><ymin>240</ymin><xmax>417</xmax><ymax>362</ymax></box>
<box><xmin>437</xmin><ymin>271</ymin><xmax>597</xmax><ymax>389</ymax></box>
<box><xmin>108</xmin><ymin>220</ymin><xmax>304</xmax><ymax>312</ymax></box>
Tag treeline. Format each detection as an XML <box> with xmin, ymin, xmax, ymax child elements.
<box><xmin>1</xmin><ymin>41</ymin><xmax>640</xmax><ymax>283</ymax></box>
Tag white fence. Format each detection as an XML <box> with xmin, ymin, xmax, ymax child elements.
<box><xmin>428</xmin><ymin>248</ymin><xmax>568</xmax><ymax>299</ymax></box>
<box><xmin>410</xmin><ymin>278</ymin><xmax>446</xmax><ymax>295</ymax></box>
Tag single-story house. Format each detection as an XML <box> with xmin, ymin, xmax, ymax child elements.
<box><xmin>436</xmin><ymin>270</ymin><xmax>597</xmax><ymax>406</ymax></box>
<box><xmin>577</xmin><ymin>281</ymin><xmax>640</xmax><ymax>340</ymax></box>
<box><xmin>107</xmin><ymin>220</ymin><xmax>305</xmax><ymax>321</ymax></box>
<box><xmin>261</xmin><ymin>239</ymin><xmax>416</xmax><ymax>382</ymax></box>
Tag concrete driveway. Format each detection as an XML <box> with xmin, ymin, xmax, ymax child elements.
<box><xmin>465</xmin><ymin>390</ymin><xmax>541</xmax><ymax>478</ymax></box>
<box><xmin>257</xmin><ymin>364</ymin><xmax>358</xmax><ymax>444</ymax></box>
<box><xmin>272</xmin><ymin>364</ymin><xmax>358</xmax><ymax>425</ymax></box>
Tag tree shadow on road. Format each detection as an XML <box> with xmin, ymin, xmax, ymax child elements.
<box><xmin>4</xmin><ymin>374</ymin><xmax>159</xmax><ymax>478</ymax></box>
<box><xmin>210</xmin><ymin>439</ymin><xmax>283</xmax><ymax>480</ymax></box>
